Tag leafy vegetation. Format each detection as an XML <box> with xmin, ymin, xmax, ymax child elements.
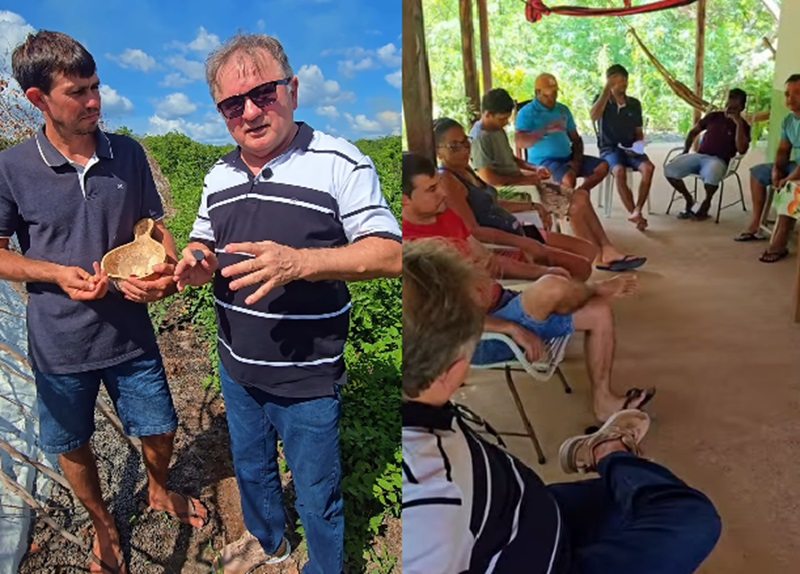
<box><xmin>423</xmin><ymin>0</ymin><xmax>776</xmax><ymax>140</ymax></box>
<box><xmin>143</xmin><ymin>131</ymin><xmax>402</xmax><ymax>571</ymax></box>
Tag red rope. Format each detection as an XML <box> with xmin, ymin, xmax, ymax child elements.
<box><xmin>526</xmin><ymin>0</ymin><xmax>697</xmax><ymax>23</ymax></box>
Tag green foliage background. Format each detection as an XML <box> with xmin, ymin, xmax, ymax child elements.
<box><xmin>143</xmin><ymin>131</ymin><xmax>401</xmax><ymax>571</ymax></box>
<box><xmin>423</xmin><ymin>0</ymin><xmax>776</xmax><ymax>140</ymax></box>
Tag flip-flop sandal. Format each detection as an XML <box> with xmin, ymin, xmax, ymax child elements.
<box><xmin>622</xmin><ymin>387</ymin><xmax>657</xmax><ymax>410</ymax></box>
<box><xmin>595</xmin><ymin>255</ymin><xmax>647</xmax><ymax>272</ymax></box>
<box><xmin>148</xmin><ymin>495</ymin><xmax>210</xmax><ymax>528</ymax></box>
<box><xmin>734</xmin><ymin>232</ymin><xmax>767</xmax><ymax>242</ymax></box>
<box><xmin>759</xmin><ymin>249</ymin><xmax>789</xmax><ymax>263</ymax></box>
<box><xmin>677</xmin><ymin>210</ymin><xmax>695</xmax><ymax>220</ymax></box>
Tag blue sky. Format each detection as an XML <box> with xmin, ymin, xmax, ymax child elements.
<box><xmin>0</xmin><ymin>0</ymin><xmax>401</xmax><ymax>144</ymax></box>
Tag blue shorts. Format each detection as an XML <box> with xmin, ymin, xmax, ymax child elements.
<box><xmin>600</xmin><ymin>149</ymin><xmax>650</xmax><ymax>172</ymax></box>
<box><xmin>751</xmin><ymin>162</ymin><xmax>798</xmax><ymax>186</ymax></box>
<box><xmin>540</xmin><ymin>155</ymin><xmax>607</xmax><ymax>184</ymax></box>
<box><xmin>34</xmin><ymin>347</ymin><xmax>178</xmax><ymax>454</ymax></box>
<box><xmin>472</xmin><ymin>292</ymin><xmax>574</xmax><ymax>365</ymax></box>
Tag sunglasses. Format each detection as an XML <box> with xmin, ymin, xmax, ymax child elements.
<box><xmin>216</xmin><ymin>77</ymin><xmax>292</xmax><ymax>119</ymax></box>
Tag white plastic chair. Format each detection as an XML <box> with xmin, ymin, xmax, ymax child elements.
<box><xmin>470</xmin><ymin>332</ymin><xmax>571</xmax><ymax>464</ymax></box>
<box><xmin>663</xmin><ymin>147</ymin><xmax>746</xmax><ymax>224</ymax></box>
<box><xmin>592</xmin><ymin>121</ymin><xmax>652</xmax><ymax>218</ymax></box>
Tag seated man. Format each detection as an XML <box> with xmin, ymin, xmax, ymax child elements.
<box><xmin>515</xmin><ymin>73</ymin><xmax>609</xmax><ymax>193</ymax></box>
<box><xmin>402</xmin><ymin>237</ymin><xmax>722</xmax><ymax>574</ymax></box>
<box><xmin>402</xmin><ymin>152</ymin><xmax>655</xmax><ymax>422</ymax></box>
<box><xmin>738</xmin><ymin>74</ymin><xmax>800</xmax><ymax>262</ymax></box>
<box><xmin>590</xmin><ymin>64</ymin><xmax>656</xmax><ymax>230</ymax></box>
<box><xmin>664</xmin><ymin>88</ymin><xmax>751</xmax><ymax>220</ymax></box>
<box><xmin>470</xmin><ymin>87</ymin><xmax>646</xmax><ymax>272</ymax></box>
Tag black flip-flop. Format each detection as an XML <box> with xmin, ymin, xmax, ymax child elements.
<box><xmin>595</xmin><ymin>255</ymin><xmax>647</xmax><ymax>272</ymax></box>
<box><xmin>677</xmin><ymin>210</ymin><xmax>695</xmax><ymax>220</ymax></box>
<box><xmin>759</xmin><ymin>249</ymin><xmax>789</xmax><ymax>263</ymax></box>
<box><xmin>734</xmin><ymin>232</ymin><xmax>767</xmax><ymax>242</ymax></box>
<box><xmin>622</xmin><ymin>387</ymin><xmax>657</xmax><ymax>410</ymax></box>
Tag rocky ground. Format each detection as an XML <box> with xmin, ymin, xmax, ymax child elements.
<box><xmin>17</xmin><ymin>303</ymin><xmax>400</xmax><ymax>573</ymax></box>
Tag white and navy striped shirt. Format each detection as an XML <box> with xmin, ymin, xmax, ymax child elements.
<box><xmin>402</xmin><ymin>401</ymin><xmax>567</xmax><ymax>574</ymax></box>
<box><xmin>189</xmin><ymin>123</ymin><xmax>400</xmax><ymax>397</ymax></box>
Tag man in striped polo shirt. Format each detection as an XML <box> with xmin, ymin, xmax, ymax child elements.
<box><xmin>173</xmin><ymin>34</ymin><xmax>401</xmax><ymax>573</ymax></box>
<box><xmin>402</xmin><ymin>239</ymin><xmax>721</xmax><ymax>574</ymax></box>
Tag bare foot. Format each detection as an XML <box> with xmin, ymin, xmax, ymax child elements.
<box><xmin>592</xmin><ymin>274</ymin><xmax>638</xmax><ymax>299</ymax></box>
<box><xmin>148</xmin><ymin>491</ymin><xmax>209</xmax><ymax>528</ymax></box>
<box><xmin>90</xmin><ymin>529</ymin><xmax>125</xmax><ymax>574</ymax></box>
<box><xmin>594</xmin><ymin>388</ymin><xmax>654</xmax><ymax>422</ymax></box>
<box><xmin>597</xmin><ymin>245</ymin><xmax>627</xmax><ymax>265</ymax></box>
<box><xmin>627</xmin><ymin>211</ymin><xmax>648</xmax><ymax>231</ymax></box>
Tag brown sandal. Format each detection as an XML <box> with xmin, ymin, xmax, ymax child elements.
<box><xmin>559</xmin><ymin>410</ymin><xmax>650</xmax><ymax>474</ymax></box>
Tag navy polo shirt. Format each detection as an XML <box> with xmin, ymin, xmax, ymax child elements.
<box><xmin>189</xmin><ymin>122</ymin><xmax>401</xmax><ymax>398</ymax></box>
<box><xmin>597</xmin><ymin>95</ymin><xmax>643</xmax><ymax>152</ymax></box>
<box><xmin>0</xmin><ymin>127</ymin><xmax>164</xmax><ymax>374</ymax></box>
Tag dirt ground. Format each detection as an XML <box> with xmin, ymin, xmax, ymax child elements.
<box><xmin>17</xmin><ymin>301</ymin><xmax>400</xmax><ymax>573</ymax></box>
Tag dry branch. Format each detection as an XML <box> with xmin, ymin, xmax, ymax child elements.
<box><xmin>0</xmin><ymin>438</ymin><xmax>72</xmax><ymax>491</ymax></box>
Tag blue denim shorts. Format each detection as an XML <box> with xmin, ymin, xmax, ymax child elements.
<box><xmin>34</xmin><ymin>347</ymin><xmax>178</xmax><ymax>454</ymax></box>
<box><xmin>600</xmin><ymin>149</ymin><xmax>650</xmax><ymax>172</ymax></box>
<box><xmin>751</xmin><ymin>161</ymin><xmax>798</xmax><ymax>186</ymax></box>
<box><xmin>540</xmin><ymin>155</ymin><xmax>606</xmax><ymax>183</ymax></box>
<box><xmin>472</xmin><ymin>292</ymin><xmax>574</xmax><ymax>365</ymax></box>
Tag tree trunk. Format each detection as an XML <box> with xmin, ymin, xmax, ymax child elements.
<box><xmin>477</xmin><ymin>0</ymin><xmax>492</xmax><ymax>93</ymax></box>
<box><xmin>459</xmin><ymin>0</ymin><xmax>481</xmax><ymax>122</ymax></box>
<box><xmin>693</xmin><ymin>0</ymin><xmax>706</xmax><ymax>125</ymax></box>
<box><xmin>402</xmin><ymin>0</ymin><xmax>435</xmax><ymax>163</ymax></box>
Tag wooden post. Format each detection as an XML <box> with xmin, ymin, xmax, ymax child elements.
<box><xmin>693</xmin><ymin>0</ymin><xmax>706</xmax><ymax>124</ymax></box>
<box><xmin>477</xmin><ymin>0</ymin><xmax>492</xmax><ymax>93</ymax></box>
<box><xmin>459</xmin><ymin>0</ymin><xmax>481</xmax><ymax>121</ymax></box>
<box><xmin>794</xmin><ymin>231</ymin><xmax>800</xmax><ymax>323</ymax></box>
<box><xmin>402</xmin><ymin>0</ymin><xmax>435</xmax><ymax>163</ymax></box>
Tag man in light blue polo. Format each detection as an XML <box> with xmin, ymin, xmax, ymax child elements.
<box><xmin>738</xmin><ymin>74</ymin><xmax>800</xmax><ymax>262</ymax></box>
<box><xmin>515</xmin><ymin>73</ymin><xmax>609</xmax><ymax>193</ymax></box>
<box><xmin>0</xmin><ymin>31</ymin><xmax>207</xmax><ymax>573</ymax></box>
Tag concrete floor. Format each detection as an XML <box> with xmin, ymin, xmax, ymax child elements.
<box><xmin>454</xmin><ymin>143</ymin><xmax>800</xmax><ymax>573</ymax></box>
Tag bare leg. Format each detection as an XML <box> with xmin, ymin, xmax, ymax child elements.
<box><xmin>544</xmin><ymin>232</ymin><xmax>599</xmax><ymax>262</ymax></box>
<box><xmin>518</xmin><ymin>274</ymin><xmax>638</xmax><ymax>321</ymax></box>
<box><xmin>141</xmin><ymin>431</ymin><xmax>207</xmax><ymax>528</ymax></box>
<box><xmin>579</xmin><ymin>161</ymin><xmax>609</xmax><ymax>192</ymax></box>
<box><xmin>744</xmin><ymin>174</ymin><xmax>768</xmax><ymax>234</ymax></box>
<box><xmin>566</xmin><ymin>189</ymin><xmax>629</xmax><ymax>265</ymax></box>
<box><xmin>614</xmin><ymin>165</ymin><xmax>636</xmax><ymax>214</ymax></box>
<box><xmin>543</xmin><ymin>247</ymin><xmax>593</xmax><ymax>282</ymax></box>
<box><xmin>58</xmin><ymin>443</ymin><xmax>125</xmax><ymax>573</ymax></box>
<box><xmin>666</xmin><ymin>177</ymin><xmax>695</xmax><ymax>212</ymax></box>
<box><xmin>636</xmin><ymin>161</ymin><xmax>655</xmax><ymax>213</ymax></box>
<box><xmin>765</xmin><ymin>215</ymin><xmax>795</xmax><ymax>255</ymax></box>
<box><xmin>693</xmin><ymin>184</ymin><xmax>719</xmax><ymax>220</ymax></box>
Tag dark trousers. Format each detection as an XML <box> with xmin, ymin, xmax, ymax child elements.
<box><xmin>548</xmin><ymin>452</ymin><xmax>721</xmax><ymax>574</ymax></box>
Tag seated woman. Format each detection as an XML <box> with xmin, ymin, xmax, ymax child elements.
<box><xmin>434</xmin><ymin>117</ymin><xmax>599</xmax><ymax>281</ymax></box>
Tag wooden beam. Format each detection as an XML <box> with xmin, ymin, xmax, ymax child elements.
<box><xmin>693</xmin><ymin>0</ymin><xmax>706</xmax><ymax>124</ymax></box>
<box><xmin>402</xmin><ymin>0</ymin><xmax>435</xmax><ymax>163</ymax></box>
<box><xmin>459</xmin><ymin>0</ymin><xmax>481</xmax><ymax>121</ymax></box>
<box><xmin>477</xmin><ymin>0</ymin><xmax>492</xmax><ymax>93</ymax></box>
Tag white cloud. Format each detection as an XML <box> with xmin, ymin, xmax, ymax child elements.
<box><xmin>385</xmin><ymin>69</ymin><xmax>401</xmax><ymax>89</ymax></box>
<box><xmin>376</xmin><ymin>43</ymin><xmax>401</xmax><ymax>67</ymax></box>
<box><xmin>161</xmin><ymin>72</ymin><xmax>193</xmax><ymax>88</ymax></box>
<box><xmin>325</xmin><ymin>124</ymin><xmax>338</xmax><ymax>135</ymax></box>
<box><xmin>187</xmin><ymin>27</ymin><xmax>221</xmax><ymax>54</ymax></box>
<box><xmin>316</xmin><ymin>105</ymin><xmax>339</xmax><ymax>118</ymax></box>
<box><xmin>344</xmin><ymin>110</ymin><xmax>401</xmax><ymax>135</ymax></box>
<box><xmin>107</xmin><ymin>48</ymin><xmax>157</xmax><ymax>72</ymax></box>
<box><xmin>100</xmin><ymin>85</ymin><xmax>133</xmax><ymax>115</ymax></box>
<box><xmin>167</xmin><ymin>55</ymin><xmax>205</xmax><ymax>80</ymax></box>
<box><xmin>338</xmin><ymin>57</ymin><xmax>374</xmax><ymax>78</ymax></box>
<box><xmin>296</xmin><ymin>64</ymin><xmax>355</xmax><ymax>107</ymax></box>
<box><xmin>256</xmin><ymin>19</ymin><xmax>266</xmax><ymax>31</ymax></box>
<box><xmin>147</xmin><ymin>112</ymin><xmax>230</xmax><ymax>144</ymax></box>
<box><xmin>155</xmin><ymin>92</ymin><xmax>197</xmax><ymax>118</ymax></box>
<box><xmin>0</xmin><ymin>11</ymin><xmax>35</xmax><ymax>66</ymax></box>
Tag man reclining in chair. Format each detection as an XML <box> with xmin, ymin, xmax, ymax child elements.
<box><xmin>401</xmin><ymin>238</ymin><xmax>721</xmax><ymax>574</ymax></box>
<box><xmin>402</xmin><ymin>152</ymin><xmax>654</xmax><ymax>423</ymax></box>
<box><xmin>470</xmin><ymin>87</ymin><xmax>646</xmax><ymax>272</ymax></box>
<box><xmin>664</xmin><ymin>88</ymin><xmax>751</xmax><ymax>220</ymax></box>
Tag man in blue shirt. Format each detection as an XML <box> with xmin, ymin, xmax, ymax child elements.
<box><xmin>516</xmin><ymin>73</ymin><xmax>609</xmax><ymax>194</ymax></box>
<box><xmin>590</xmin><ymin>65</ymin><xmax>655</xmax><ymax>230</ymax></box>
<box><xmin>0</xmin><ymin>31</ymin><xmax>206</xmax><ymax>573</ymax></box>
<box><xmin>737</xmin><ymin>74</ymin><xmax>800</xmax><ymax>262</ymax></box>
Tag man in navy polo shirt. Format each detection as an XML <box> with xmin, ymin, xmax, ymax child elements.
<box><xmin>590</xmin><ymin>65</ymin><xmax>656</xmax><ymax>231</ymax></box>
<box><xmin>0</xmin><ymin>31</ymin><xmax>207</xmax><ymax>573</ymax></box>
<box><xmin>173</xmin><ymin>34</ymin><xmax>401</xmax><ymax>574</ymax></box>
<box><xmin>515</xmin><ymin>73</ymin><xmax>609</xmax><ymax>194</ymax></box>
